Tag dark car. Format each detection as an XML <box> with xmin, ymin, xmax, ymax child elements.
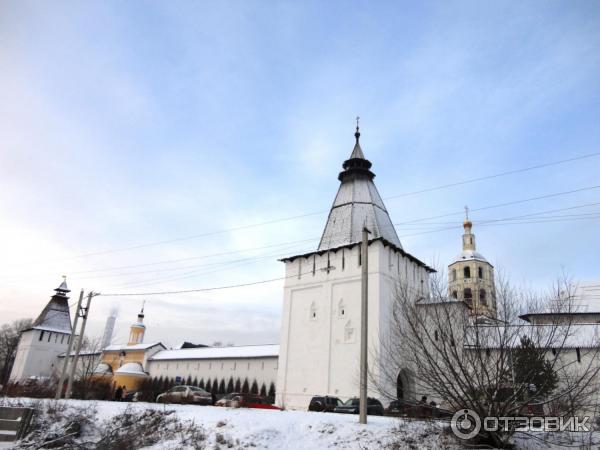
<box><xmin>385</xmin><ymin>399</ymin><xmax>452</xmax><ymax>418</ymax></box>
<box><xmin>156</xmin><ymin>385</ymin><xmax>213</xmax><ymax>405</ymax></box>
<box><xmin>308</xmin><ymin>396</ymin><xmax>343</xmax><ymax>412</ymax></box>
<box><xmin>333</xmin><ymin>397</ymin><xmax>384</xmax><ymax>416</ymax></box>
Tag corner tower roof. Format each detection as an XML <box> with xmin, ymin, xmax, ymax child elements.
<box><xmin>31</xmin><ymin>279</ymin><xmax>73</xmax><ymax>334</ymax></box>
<box><xmin>318</xmin><ymin>125</ymin><xmax>402</xmax><ymax>251</ymax></box>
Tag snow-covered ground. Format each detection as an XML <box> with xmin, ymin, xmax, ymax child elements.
<box><xmin>3</xmin><ymin>398</ymin><xmax>456</xmax><ymax>449</ymax></box>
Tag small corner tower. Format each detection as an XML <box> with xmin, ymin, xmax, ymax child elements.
<box><xmin>9</xmin><ymin>278</ymin><xmax>74</xmax><ymax>382</ymax></box>
<box><xmin>448</xmin><ymin>208</ymin><xmax>496</xmax><ymax>318</ymax></box>
<box><xmin>128</xmin><ymin>302</ymin><xmax>146</xmax><ymax>346</ymax></box>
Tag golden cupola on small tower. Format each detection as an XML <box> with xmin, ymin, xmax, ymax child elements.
<box><xmin>448</xmin><ymin>207</ymin><xmax>497</xmax><ymax>318</ymax></box>
<box><xmin>128</xmin><ymin>303</ymin><xmax>146</xmax><ymax>346</ymax></box>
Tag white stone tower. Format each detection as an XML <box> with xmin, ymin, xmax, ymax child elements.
<box><xmin>275</xmin><ymin>125</ymin><xmax>433</xmax><ymax>410</ymax></box>
<box><xmin>448</xmin><ymin>211</ymin><xmax>497</xmax><ymax>318</ymax></box>
<box><xmin>9</xmin><ymin>279</ymin><xmax>74</xmax><ymax>382</ymax></box>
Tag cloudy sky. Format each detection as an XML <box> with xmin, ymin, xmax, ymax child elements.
<box><xmin>1</xmin><ymin>1</ymin><xmax>599</xmax><ymax>348</ymax></box>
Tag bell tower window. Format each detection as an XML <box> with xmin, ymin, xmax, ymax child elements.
<box><xmin>480</xmin><ymin>289</ymin><xmax>487</xmax><ymax>306</ymax></box>
<box><xmin>463</xmin><ymin>267</ymin><xmax>471</xmax><ymax>278</ymax></box>
<box><xmin>464</xmin><ymin>288</ymin><xmax>473</xmax><ymax>305</ymax></box>
<box><xmin>478</xmin><ymin>267</ymin><xmax>483</xmax><ymax>279</ymax></box>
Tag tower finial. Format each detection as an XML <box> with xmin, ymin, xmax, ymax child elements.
<box><xmin>140</xmin><ymin>300</ymin><xmax>145</xmax><ymax>315</ymax></box>
<box><xmin>354</xmin><ymin>116</ymin><xmax>360</xmax><ymax>143</ymax></box>
<box><xmin>463</xmin><ymin>205</ymin><xmax>473</xmax><ymax>231</ymax></box>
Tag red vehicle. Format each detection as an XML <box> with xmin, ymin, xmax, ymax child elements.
<box><xmin>215</xmin><ymin>393</ymin><xmax>281</xmax><ymax>410</ymax></box>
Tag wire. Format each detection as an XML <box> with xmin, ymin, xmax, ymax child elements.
<box><xmin>18</xmin><ymin>151</ymin><xmax>600</xmax><ymax>264</ymax></box>
<box><xmin>395</xmin><ymin>185</ymin><xmax>600</xmax><ymax>225</ymax></box>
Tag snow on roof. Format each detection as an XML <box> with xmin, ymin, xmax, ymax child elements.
<box><xmin>318</xmin><ymin>177</ymin><xmax>402</xmax><ymax>251</ymax></box>
<box><xmin>150</xmin><ymin>344</ymin><xmax>279</xmax><ymax>361</ymax></box>
<box><xmin>115</xmin><ymin>362</ymin><xmax>147</xmax><ymax>376</ymax></box>
<box><xmin>465</xmin><ymin>324</ymin><xmax>600</xmax><ymax>349</ymax></box>
<box><xmin>522</xmin><ymin>282</ymin><xmax>600</xmax><ymax>319</ymax></box>
<box><xmin>103</xmin><ymin>342</ymin><xmax>165</xmax><ymax>352</ymax></box>
<box><xmin>452</xmin><ymin>249</ymin><xmax>488</xmax><ymax>264</ymax></box>
<box><xmin>31</xmin><ymin>294</ymin><xmax>72</xmax><ymax>334</ymax></box>
<box><xmin>58</xmin><ymin>350</ymin><xmax>101</xmax><ymax>358</ymax></box>
<box><xmin>93</xmin><ymin>363</ymin><xmax>113</xmax><ymax>374</ymax></box>
<box><xmin>316</xmin><ymin>133</ymin><xmax>403</xmax><ymax>252</ymax></box>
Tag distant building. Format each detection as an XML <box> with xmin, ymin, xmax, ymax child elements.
<box><xmin>92</xmin><ymin>307</ymin><xmax>278</xmax><ymax>395</ymax></box>
<box><xmin>93</xmin><ymin>306</ymin><xmax>165</xmax><ymax>391</ymax></box>
<box><xmin>10</xmin><ymin>280</ymin><xmax>73</xmax><ymax>382</ymax></box>
<box><xmin>448</xmin><ymin>215</ymin><xmax>497</xmax><ymax>319</ymax></box>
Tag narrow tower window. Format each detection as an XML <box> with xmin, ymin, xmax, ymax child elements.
<box><xmin>480</xmin><ymin>289</ymin><xmax>487</xmax><ymax>306</ymax></box>
<box><xmin>310</xmin><ymin>302</ymin><xmax>317</xmax><ymax>321</ymax></box>
<box><xmin>463</xmin><ymin>267</ymin><xmax>471</xmax><ymax>278</ymax></box>
<box><xmin>478</xmin><ymin>267</ymin><xmax>483</xmax><ymax>279</ymax></box>
<box><xmin>464</xmin><ymin>288</ymin><xmax>473</xmax><ymax>305</ymax></box>
<box><xmin>338</xmin><ymin>298</ymin><xmax>346</xmax><ymax>317</ymax></box>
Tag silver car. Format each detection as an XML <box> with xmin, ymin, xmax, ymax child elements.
<box><xmin>156</xmin><ymin>385</ymin><xmax>213</xmax><ymax>405</ymax></box>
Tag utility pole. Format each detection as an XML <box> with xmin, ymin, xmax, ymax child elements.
<box><xmin>65</xmin><ymin>291</ymin><xmax>99</xmax><ymax>399</ymax></box>
<box><xmin>359</xmin><ymin>227</ymin><xmax>370</xmax><ymax>424</ymax></box>
<box><xmin>55</xmin><ymin>289</ymin><xmax>84</xmax><ymax>400</ymax></box>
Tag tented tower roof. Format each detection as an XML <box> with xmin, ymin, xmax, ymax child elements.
<box><xmin>318</xmin><ymin>127</ymin><xmax>402</xmax><ymax>251</ymax></box>
<box><xmin>30</xmin><ymin>279</ymin><xmax>73</xmax><ymax>334</ymax></box>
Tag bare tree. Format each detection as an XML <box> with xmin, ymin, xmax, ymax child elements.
<box><xmin>375</xmin><ymin>271</ymin><xmax>600</xmax><ymax>448</ymax></box>
<box><xmin>69</xmin><ymin>336</ymin><xmax>104</xmax><ymax>399</ymax></box>
<box><xmin>0</xmin><ymin>318</ymin><xmax>33</xmax><ymax>385</ymax></box>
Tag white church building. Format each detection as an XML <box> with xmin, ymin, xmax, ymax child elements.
<box><xmin>275</xmin><ymin>126</ymin><xmax>434</xmax><ymax>410</ymax></box>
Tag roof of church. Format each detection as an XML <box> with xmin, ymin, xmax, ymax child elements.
<box><xmin>29</xmin><ymin>280</ymin><xmax>73</xmax><ymax>334</ymax></box>
<box><xmin>317</xmin><ymin>128</ymin><xmax>402</xmax><ymax>251</ymax></box>
<box><xmin>452</xmin><ymin>249</ymin><xmax>489</xmax><ymax>264</ymax></box>
<box><xmin>150</xmin><ymin>344</ymin><xmax>279</xmax><ymax>361</ymax></box>
<box><xmin>520</xmin><ymin>282</ymin><xmax>600</xmax><ymax>321</ymax></box>
<box><xmin>103</xmin><ymin>342</ymin><xmax>165</xmax><ymax>352</ymax></box>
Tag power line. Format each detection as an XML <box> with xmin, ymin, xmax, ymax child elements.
<box><xmin>98</xmin><ymin>210</ymin><xmax>600</xmax><ymax>294</ymax></box>
<box><xmin>395</xmin><ymin>185</ymin><xmax>600</xmax><ymax>225</ymax></box>
<box><xmin>4</xmin><ymin>197</ymin><xmax>599</xmax><ymax>288</ymax></box>
<box><xmin>20</xmin><ymin>151</ymin><xmax>600</xmax><ymax>264</ymax></box>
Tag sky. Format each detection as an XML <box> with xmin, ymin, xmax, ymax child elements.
<box><xmin>1</xmin><ymin>1</ymin><xmax>599</xmax><ymax>348</ymax></box>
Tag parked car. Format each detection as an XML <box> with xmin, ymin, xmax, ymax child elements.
<box><xmin>385</xmin><ymin>399</ymin><xmax>452</xmax><ymax>418</ymax></box>
<box><xmin>156</xmin><ymin>385</ymin><xmax>213</xmax><ymax>405</ymax></box>
<box><xmin>308</xmin><ymin>396</ymin><xmax>343</xmax><ymax>412</ymax></box>
<box><xmin>215</xmin><ymin>393</ymin><xmax>281</xmax><ymax>410</ymax></box>
<box><xmin>333</xmin><ymin>398</ymin><xmax>384</xmax><ymax>416</ymax></box>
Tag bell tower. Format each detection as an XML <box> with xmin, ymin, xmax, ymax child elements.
<box><xmin>448</xmin><ymin>208</ymin><xmax>497</xmax><ymax>318</ymax></box>
<box><xmin>128</xmin><ymin>302</ymin><xmax>146</xmax><ymax>346</ymax></box>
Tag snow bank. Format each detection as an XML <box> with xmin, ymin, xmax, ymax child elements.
<box><xmin>7</xmin><ymin>398</ymin><xmax>456</xmax><ymax>449</ymax></box>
